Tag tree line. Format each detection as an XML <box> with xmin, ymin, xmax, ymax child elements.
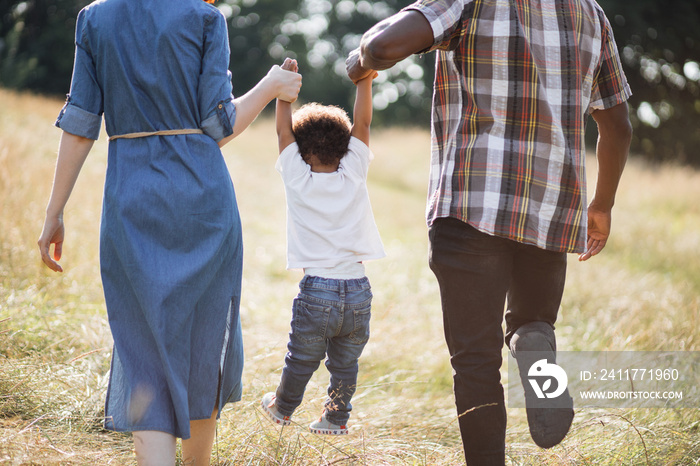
<box><xmin>2</xmin><ymin>0</ymin><xmax>699</xmax><ymax>165</ymax></box>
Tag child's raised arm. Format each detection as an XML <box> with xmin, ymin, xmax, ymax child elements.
<box><xmin>276</xmin><ymin>58</ymin><xmax>298</xmax><ymax>153</ymax></box>
<box><xmin>350</xmin><ymin>71</ymin><xmax>378</xmax><ymax>146</ymax></box>
<box><xmin>218</xmin><ymin>60</ymin><xmax>301</xmax><ymax>148</ymax></box>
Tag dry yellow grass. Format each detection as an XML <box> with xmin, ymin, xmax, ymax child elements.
<box><xmin>1</xmin><ymin>88</ymin><xmax>699</xmax><ymax>464</ymax></box>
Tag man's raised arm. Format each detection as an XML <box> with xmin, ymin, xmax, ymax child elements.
<box><xmin>346</xmin><ymin>10</ymin><xmax>433</xmax><ymax>83</ymax></box>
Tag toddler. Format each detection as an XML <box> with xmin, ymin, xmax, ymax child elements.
<box><xmin>261</xmin><ymin>60</ymin><xmax>384</xmax><ymax>435</ymax></box>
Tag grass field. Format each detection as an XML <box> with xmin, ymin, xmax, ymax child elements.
<box><xmin>1</xmin><ymin>88</ymin><xmax>699</xmax><ymax>465</ymax></box>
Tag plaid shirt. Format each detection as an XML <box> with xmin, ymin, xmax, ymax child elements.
<box><xmin>407</xmin><ymin>0</ymin><xmax>631</xmax><ymax>253</ymax></box>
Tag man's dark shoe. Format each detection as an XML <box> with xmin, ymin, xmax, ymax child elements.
<box><xmin>510</xmin><ymin>322</ymin><xmax>574</xmax><ymax>448</ymax></box>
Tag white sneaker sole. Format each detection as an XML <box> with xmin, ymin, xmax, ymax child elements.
<box><xmin>309</xmin><ymin>426</ymin><xmax>348</xmax><ymax>435</ymax></box>
<box><xmin>261</xmin><ymin>399</ymin><xmax>291</xmax><ymax>426</ymax></box>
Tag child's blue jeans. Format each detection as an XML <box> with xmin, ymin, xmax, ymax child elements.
<box><xmin>274</xmin><ymin>275</ymin><xmax>372</xmax><ymax>425</ymax></box>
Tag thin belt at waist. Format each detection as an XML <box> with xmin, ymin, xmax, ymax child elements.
<box><xmin>108</xmin><ymin>128</ymin><xmax>204</xmax><ymax>141</ymax></box>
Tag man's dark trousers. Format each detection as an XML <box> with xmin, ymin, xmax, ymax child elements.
<box><xmin>428</xmin><ymin>217</ymin><xmax>567</xmax><ymax>465</ymax></box>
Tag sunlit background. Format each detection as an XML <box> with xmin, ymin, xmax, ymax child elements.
<box><xmin>2</xmin><ymin>0</ymin><xmax>700</xmax><ymax>163</ymax></box>
<box><xmin>1</xmin><ymin>1</ymin><xmax>700</xmax><ymax>463</ymax></box>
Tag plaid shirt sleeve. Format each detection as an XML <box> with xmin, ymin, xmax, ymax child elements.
<box><xmin>404</xmin><ymin>0</ymin><xmax>474</xmax><ymax>51</ymax></box>
<box><xmin>589</xmin><ymin>7</ymin><xmax>632</xmax><ymax>111</ymax></box>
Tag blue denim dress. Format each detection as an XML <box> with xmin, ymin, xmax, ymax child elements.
<box><xmin>55</xmin><ymin>0</ymin><xmax>244</xmax><ymax>439</ymax></box>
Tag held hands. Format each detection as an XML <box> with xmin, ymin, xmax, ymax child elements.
<box><xmin>38</xmin><ymin>215</ymin><xmax>65</xmax><ymax>272</ymax></box>
<box><xmin>356</xmin><ymin>69</ymin><xmax>379</xmax><ymax>85</ymax></box>
<box><xmin>346</xmin><ymin>48</ymin><xmax>375</xmax><ymax>84</ymax></box>
<box><xmin>280</xmin><ymin>57</ymin><xmax>298</xmax><ymax>73</ymax></box>
<box><xmin>269</xmin><ymin>58</ymin><xmax>301</xmax><ymax>103</ymax></box>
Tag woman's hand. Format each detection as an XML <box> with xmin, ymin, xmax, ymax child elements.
<box><xmin>36</xmin><ymin>131</ymin><xmax>94</xmax><ymax>272</ymax></box>
<box><xmin>38</xmin><ymin>214</ymin><xmax>65</xmax><ymax>272</ymax></box>
<box><xmin>268</xmin><ymin>60</ymin><xmax>302</xmax><ymax>103</ymax></box>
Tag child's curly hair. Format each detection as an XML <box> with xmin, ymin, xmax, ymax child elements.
<box><xmin>292</xmin><ymin>103</ymin><xmax>351</xmax><ymax>166</ymax></box>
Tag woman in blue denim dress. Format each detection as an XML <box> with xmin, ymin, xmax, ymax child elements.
<box><xmin>37</xmin><ymin>0</ymin><xmax>300</xmax><ymax>463</ymax></box>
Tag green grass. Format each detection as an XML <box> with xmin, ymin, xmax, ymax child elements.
<box><xmin>1</xmin><ymin>88</ymin><xmax>699</xmax><ymax>464</ymax></box>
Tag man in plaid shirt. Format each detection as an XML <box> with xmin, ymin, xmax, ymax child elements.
<box><xmin>347</xmin><ymin>0</ymin><xmax>632</xmax><ymax>463</ymax></box>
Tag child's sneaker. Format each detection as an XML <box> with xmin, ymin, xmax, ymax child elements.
<box><xmin>309</xmin><ymin>410</ymin><xmax>348</xmax><ymax>435</ymax></box>
<box><xmin>261</xmin><ymin>392</ymin><xmax>291</xmax><ymax>426</ymax></box>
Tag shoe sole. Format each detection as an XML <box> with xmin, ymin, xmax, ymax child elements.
<box><xmin>511</xmin><ymin>324</ymin><xmax>574</xmax><ymax>448</ymax></box>
<box><xmin>309</xmin><ymin>427</ymin><xmax>348</xmax><ymax>435</ymax></box>
<box><xmin>527</xmin><ymin>404</ymin><xmax>574</xmax><ymax>448</ymax></box>
<box><xmin>261</xmin><ymin>399</ymin><xmax>291</xmax><ymax>426</ymax></box>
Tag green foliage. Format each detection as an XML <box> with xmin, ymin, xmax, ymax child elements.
<box><xmin>0</xmin><ymin>0</ymin><xmax>89</xmax><ymax>94</ymax></box>
<box><xmin>598</xmin><ymin>0</ymin><xmax>700</xmax><ymax>165</ymax></box>
<box><xmin>2</xmin><ymin>0</ymin><xmax>700</xmax><ymax>163</ymax></box>
<box><xmin>224</xmin><ymin>0</ymin><xmax>433</xmax><ymax>126</ymax></box>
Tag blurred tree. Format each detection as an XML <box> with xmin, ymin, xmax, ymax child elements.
<box><xmin>0</xmin><ymin>0</ymin><xmax>86</xmax><ymax>94</ymax></box>
<box><xmin>223</xmin><ymin>0</ymin><xmax>433</xmax><ymax>126</ymax></box>
<box><xmin>225</xmin><ymin>0</ymin><xmax>700</xmax><ymax>161</ymax></box>
<box><xmin>2</xmin><ymin>0</ymin><xmax>698</xmax><ymax>165</ymax></box>
<box><xmin>598</xmin><ymin>0</ymin><xmax>700</xmax><ymax>165</ymax></box>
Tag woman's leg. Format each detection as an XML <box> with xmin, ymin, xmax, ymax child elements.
<box><xmin>133</xmin><ymin>431</ymin><xmax>176</xmax><ymax>466</ymax></box>
<box><xmin>181</xmin><ymin>408</ymin><xmax>218</xmax><ymax>466</ymax></box>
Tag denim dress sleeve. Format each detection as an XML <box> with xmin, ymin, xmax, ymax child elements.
<box><xmin>199</xmin><ymin>11</ymin><xmax>236</xmax><ymax>142</ymax></box>
<box><xmin>54</xmin><ymin>8</ymin><xmax>103</xmax><ymax>140</ymax></box>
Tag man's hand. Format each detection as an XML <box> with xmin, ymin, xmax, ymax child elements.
<box><xmin>346</xmin><ymin>48</ymin><xmax>374</xmax><ymax>84</ymax></box>
<box><xmin>578</xmin><ymin>205</ymin><xmax>611</xmax><ymax>261</ymax></box>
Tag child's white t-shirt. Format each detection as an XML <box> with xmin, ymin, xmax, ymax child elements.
<box><xmin>276</xmin><ymin>136</ymin><xmax>386</xmax><ymax>271</ymax></box>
